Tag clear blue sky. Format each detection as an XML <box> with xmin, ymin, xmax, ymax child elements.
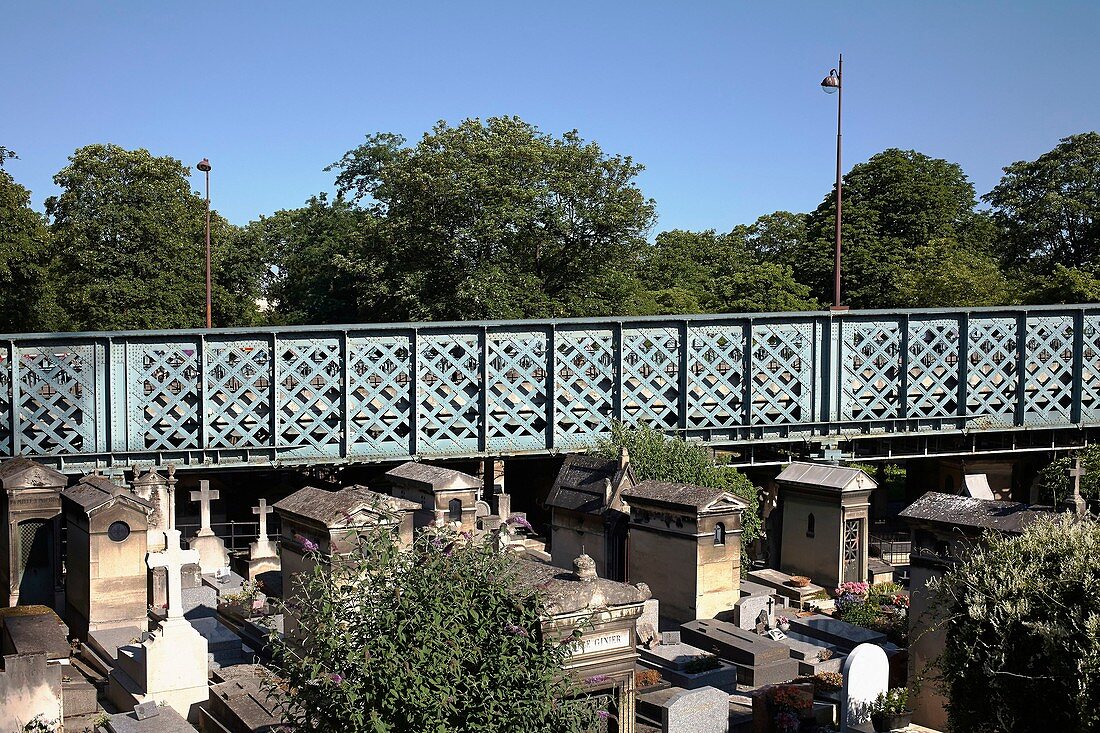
<box><xmin>4</xmin><ymin>1</ymin><xmax>1098</xmax><ymax>232</ymax></box>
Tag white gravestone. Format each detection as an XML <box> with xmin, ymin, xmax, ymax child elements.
<box><xmin>187</xmin><ymin>480</ymin><xmax>229</xmax><ymax>573</ymax></box>
<box><xmin>840</xmin><ymin>642</ymin><xmax>889</xmax><ymax>732</ymax></box>
<box><xmin>247</xmin><ymin>498</ymin><xmax>280</xmax><ymax>580</ymax></box>
<box><xmin>107</xmin><ymin>530</ymin><xmax>210</xmax><ymax>723</ymax></box>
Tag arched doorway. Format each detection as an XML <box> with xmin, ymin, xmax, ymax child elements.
<box><xmin>17</xmin><ymin>519</ymin><xmax>54</xmax><ymax>606</ymax></box>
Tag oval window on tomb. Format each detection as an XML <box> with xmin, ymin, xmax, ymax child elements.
<box><xmin>108</xmin><ymin>521</ymin><xmax>131</xmax><ymax>543</ymax></box>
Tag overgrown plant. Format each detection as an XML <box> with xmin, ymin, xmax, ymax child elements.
<box><xmin>266</xmin><ymin>516</ymin><xmax>601</xmax><ymax>732</ymax></box>
<box><xmin>594</xmin><ymin>422</ymin><xmax>762</xmax><ymax>573</ymax></box>
<box><xmin>930</xmin><ymin>516</ymin><xmax>1100</xmax><ymax>732</ymax></box>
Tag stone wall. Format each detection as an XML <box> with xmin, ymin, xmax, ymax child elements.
<box><xmin>0</xmin><ymin>653</ymin><xmax>63</xmax><ymax>731</ymax></box>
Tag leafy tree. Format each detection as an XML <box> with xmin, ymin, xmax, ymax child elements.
<box><xmin>268</xmin><ymin>520</ymin><xmax>600</xmax><ymax>733</ymax></box>
<box><xmin>594</xmin><ymin>423</ymin><xmax>762</xmax><ymax>573</ymax></box>
<box><xmin>985</xmin><ymin>132</ymin><xmax>1100</xmax><ymax>272</ymax></box>
<box><xmin>328</xmin><ymin>117</ymin><xmax>655</xmax><ymax>321</ymax></box>
<box><xmin>242</xmin><ymin>195</ymin><xmax>391</xmax><ymax>324</ymax></box>
<box><xmin>1034</xmin><ymin>447</ymin><xmax>1100</xmax><ymax>506</ymax></box>
<box><xmin>791</xmin><ymin>149</ymin><xmax>999</xmax><ymax>308</ymax></box>
<box><xmin>1021</xmin><ymin>264</ymin><xmax>1100</xmax><ymax>305</ymax></box>
<box><xmin>46</xmin><ymin>144</ymin><xmax>260</xmax><ymax>330</ymax></box>
<box><xmin>633</xmin><ymin>229</ymin><xmax>817</xmax><ymax>315</ymax></box>
<box><xmin>0</xmin><ymin>148</ymin><xmax>59</xmax><ymax>332</ymax></box>
<box><xmin>930</xmin><ymin>516</ymin><xmax>1100</xmax><ymax>732</ymax></box>
<box><xmin>894</xmin><ymin>238</ymin><xmax>1015</xmax><ymax>308</ymax></box>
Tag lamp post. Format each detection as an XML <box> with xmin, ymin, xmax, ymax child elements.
<box><xmin>821</xmin><ymin>55</ymin><xmax>844</xmax><ymax>310</ymax></box>
<box><xmin>196</xmin><ymin>158</ymin><xmax>212</xmax><ymax>328</ymax></box>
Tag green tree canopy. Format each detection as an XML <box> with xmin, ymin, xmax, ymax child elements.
<box><xmin>894</xmin><ymin>238</ymin><xmax>1015</xmax><ymax>308</ymax></box>
<box><xmin>46</xmin><ymin>144</ymin><xmax>260</xmax><ymax>331</ymax></box>
<box><xmin>985</xmin><ymin>132</ymin><xmax>1100</xmax><ymax>272</ymax></box>
<box><xmin>0</xmin><ymin>148</ymin><xmax>59</xmax><ymax>332</ymax></box>
<box><xmin>269</xmin><ymin>520</ymin><xmax>600</xmax><ymax>733</ymax></box>
<box><xmin>931</xmin><ymin>516</ymin><xmax>1100</xmax><ymax>732</ymax></box>
<box><xmin>631</xmin><ymin>228</ymin><xmax>817</xmax><ymax>315</ymax></box>
<box><xmin>787</xmin><ymin>149</ymin><xmax>999</xmax><ymax>308</ymax></box>
<box><xmin>594</xmin><ymin>423</ymin><xmax>762</xmax><ymax>573</ymax></box>
<box><xmin>327</xmin><ymin>117</ymin><xmax>656</xmax><ymax>321</ymax></box>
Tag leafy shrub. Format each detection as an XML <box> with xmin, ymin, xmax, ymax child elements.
<box><xmin>1035</xmin><ymin>448</ymin><xmax>1100</xmax><ymax>505</ymax></box>
<box><xmin>870</xmin><ymin>687</ymin><xmax>910</xmax><ymax>715</ymax></box>
<box><xmin>931</xmin><ymin>515</ymin><xmax>1100</xmax><ymax>732</ymax></box>
<box><xmin>635</xmin><ymin>669</ymin><xmax>663</xmax><ymax>688</ymax></box>
<box><xmin>683</xmin><ymin>656</ymin><xmax>722</xmax><ymax>674</ymax></box>
<box><xmin>814</xmin><ymin>671</ymin><xmax>843</xmax><ymax>692</ymax></box>
<box><xmin>267</xmin><ymin>517</ymin><xmax>599</xmax><ymax>732</ymax></box>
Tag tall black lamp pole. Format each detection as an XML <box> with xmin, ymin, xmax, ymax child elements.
<box><xmin>196</xmin><ymin>158</ymin><xmax>212</xmax><ymax>328</ymax></box>
<box><xmin>821</xmin><ymin>55</ymin><xmax>844</xmax><ymax>310</ymax></box>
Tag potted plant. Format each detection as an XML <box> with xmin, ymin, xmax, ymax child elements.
<box><xmin>869</xmin><ymin>687</ymin><xmax>912</xmax><ymax>732</ymax></box>
<box><xmin>777</xmin><ymin>615</ymin><xmax>791</xmax><ymax>632</ymax></box>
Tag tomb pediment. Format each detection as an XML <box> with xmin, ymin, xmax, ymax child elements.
<box><xmin>0</xmin><ymin>457</ymin><xmax>66</xmax><ymax>491</ymax></box>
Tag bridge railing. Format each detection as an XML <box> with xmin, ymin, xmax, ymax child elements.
<box><xmin>1</xmin><ymin>304</ymin><xmax>1097</xmax><ymax>470</ymax></box>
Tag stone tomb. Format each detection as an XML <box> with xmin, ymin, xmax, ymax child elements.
<box><xmin>786</xmin><ymin>614</ymin><xmax>886</xmax><ymax>652</ymax></box>
<box><xmin>661</xmin><ymin>685</ymin><xmax>729</xmax><ymax>733</ymax></box>
<box><xmin>637</xmin><ymin>641</ymin><xmax>739</xmax><ymax>691</ymax></box>
<box><xmin>246</xmin><ymin>498</ymin><xmax>280</xmax><ymax>581</ymax></box>
<box><xmin>385</xmin><ymin>461</ymin><xmax>483</xmax><ymax>533</ymax></box>
<box><xmin>840</xmin><ymin>643</ymin><xmax>889</xmax><ymax>732</ymax></box>
<box><xmin>99</xmin><ymin>703</ymin><xmax>195</xmax><ymax>733</ymax></box>
<box><xmin>188</xmin><ymin>481</ymin><xmax>230</xmax><ymax>574</ymax></box>
<box><xmin>62</xmin><ymin>475</ymin><xmax>152</xmax><ymax>640</ymax></box>
<box><xmin>201</xmin><ymin>664</ymin><xmax>290</xmax><ymax>732</ymax></box>
<box><xmin>680</xmin><ymin>618</ymin><xmax>798</xmax><ymax>687</ymax></box>
<box><xmin>0</xmin><ymin>605</ymin><xmax>69</xmax><ymax>732</ymax></box>
<box><xmin>129</xmin><ymin>466</ymin><xmax>176</xmax><ymax>552</ymax></box>
<box><xmin>0</xmin><ymin>458</ymin><xmax>66</xmax><ymax>609</ymax></box>
<box><xmin>108</xmin><ymin>529</ymin><xmax>209</xmax><ymax>723</ymax></box>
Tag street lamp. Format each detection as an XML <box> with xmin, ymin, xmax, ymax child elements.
<box><xmin>821</xmin><ymin>55</ymin><xmax>844</xmax><ymax>310</ymax></box>
<box><xmin>196</xmin><ymin>158</ymin><xmax>212</xmax><ymax>328</ymax></box>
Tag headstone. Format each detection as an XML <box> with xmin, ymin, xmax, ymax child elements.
<box><xmin>107</xmin><ymin>529</ymin><xmax>210</xmax><ymax>723</ymax></box>
<box><xmin>133</xmin><ymin>701</ymin><xmax>159</xmax><ymax>720</ymax></box>
<box><xmin>840</xmin><ymin>643</ymin><xmax>889</xmax><ymax>732</ymax></box>
<box><xmin>736</xmin><ymin>593</ymin><xmax>774</xmax><ymax>632</ymax></box>
<box><xmin>187</xmin><ymin>481</ymin><xmax>229</xmax><ymax>573</ymax></box>
<box><xmin>662</xmin><ymin>686</ymin><xmax>729</xmax><ymax>733</ymax></box>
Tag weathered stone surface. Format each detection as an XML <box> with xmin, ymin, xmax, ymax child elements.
<box><xmin>0</xmin><ymin>652</ymin><xmax>62</xmax><ymax>733</ymax></box>
<box><xmin>681</xmin><ymin>619</ymin><xmax>789</xmax><ymax>666</ymax></box>
<box><xmin>102</xmin><ymin>704</ymin><xmax>195</xmax><ymax>733</ymax></box>
<box><xmin>788</xmin><ymin>614</ymin><xmax>886</xmax><ymax>651</ymax></box>
<box><xmin>662</xmin><ymin>685</ymin><xmax>729</xmax><ymax>733</ymax></box>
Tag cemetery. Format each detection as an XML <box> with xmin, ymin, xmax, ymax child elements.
<box><xmin>0</xmin><ymin>443</ymin><xmax>1094</xmax><ymax>732</ymax></box>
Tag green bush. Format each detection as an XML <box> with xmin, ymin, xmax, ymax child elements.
<box><xmin>1036</xmin><ymin>448</ymin><xmax>1100</xmax><ymax>506</ymax></box>
<box><xmin>268</xmin><ymin>518</ymin><xmax>600</xmax><ymax>732</ymax></box>
<box><xmin>595</xmin><ymin>423</ymin><xmax>761</xmax><ymax>573</ymax></box>
<box><xmin>930</xmin><ymin>516</ymin><xmax>1100</xmax><ymax>733</ymax></box>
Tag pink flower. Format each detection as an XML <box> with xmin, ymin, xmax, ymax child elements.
<box><xmin>584</xmin><ymin>674</ymin><xmax>612</xmax><ymax>685</ymax></box>
<box><xmin>597</xmin><ymin>710</ymin><xmax>611</xmax><ymax>720</ymax></box>
<box><xmin>329</xmin><ymin>673</ymin><xmax>343</xmax><ymax>684</ymax></box>
<box><xmin>506</xmin><ymin>515</ymin><xmax>534</xmax><ymax>531</ymax></box>
<box><xmin>295</xmin><ymin>534</ymin><xmax>319</xmax><ymax>552</ymax></box>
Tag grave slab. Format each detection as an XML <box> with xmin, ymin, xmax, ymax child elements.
<box><xmin>101</xmin><ymin>704</ymin><xmax>195</xmax><ymax>733</ymax></box>
<box><xmin>787</xmin><ymin>614</ymin><xmax>886</xmax><ymax>652</ymax></box>
<box><xmin>662</xmin><ymin>686</ymin><xmax>729</xmax><ymax>733</ymax></box>
<box><xmin>681</xmin><ymin>619</ymin><xmax>790</xmax><ymax>667</ymax></box>
<box><xmin>747</xmin><ymin>569</ymin><xmax>826</xmax><ymax>608</ymax></box>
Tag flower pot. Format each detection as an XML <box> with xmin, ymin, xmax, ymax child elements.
<box><xmin>871</xmin><ymin>711</ymin><xmax>913</xmax><ymax>732</ymax></box>
<box><xmin>778</xmin><ymin>622</ymin><xmax>791</xmax><ymax>632</ymax></box>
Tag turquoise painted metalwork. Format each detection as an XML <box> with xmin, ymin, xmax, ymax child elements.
<box><xmin>1</xmin><ymin>305</ymin><xmax>1098</xmax><ymax>471</ymax></box>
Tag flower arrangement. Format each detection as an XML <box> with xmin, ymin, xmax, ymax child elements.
<box><xmin>769</xmin><ymin>684</ymin><xmax>812</xmax><ymax>732</ymax></box>
<box><xmin>635</xmin><ymin>669</ymin><xmax>663</xmax><ymax>688</ymax></box>
<box><xmin>813</xmin><ymin>671</ymin><xmax>843</xmax><ymax>692</ymax></box>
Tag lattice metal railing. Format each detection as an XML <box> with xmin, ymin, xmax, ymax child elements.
<box><xmin>0</xmin><ymin>305</ymin><xmax>1097</xmax><ymax>470</ymax></box>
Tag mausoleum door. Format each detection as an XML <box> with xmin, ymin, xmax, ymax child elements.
<box><xmin>17</xmin><ymin>518</ymin><xmax>53</xmax><ymax>605</ymax></box>
<box><xmin>843</xmin><ymin>518</ymin><xmax>862</xmax><ymax>583</ymax></box>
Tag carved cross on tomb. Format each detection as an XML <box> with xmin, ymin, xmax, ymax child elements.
<box><xmin>147</xmin><ymin>529</ymin><xmax>200</xmax><ymax>619</ymax></box>
<box><xmin>190</xmin><ymin>480</ymin><xmax>220</xmax><ymax>534</ymax></box>
<box><xmin>252</xmin><ymin>499</ymin><xmax>273</xmax><ymax>542</ymax></box>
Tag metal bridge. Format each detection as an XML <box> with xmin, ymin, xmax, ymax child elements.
<box><xmin>2</xmin><ymin>305</ymin><xmax>1099</xmax><ymax>472</ymax></box>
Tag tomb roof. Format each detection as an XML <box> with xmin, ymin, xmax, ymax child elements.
<box><xmin>62</xmin><ymin>474</ymin><xmax>151</xmax><ymax>512</ymax></box>
<box><xmin>776</xmin><ymin>461</ymin><xmax>877</xmax><ymax>491</ymax></box>
<box><xmin>274</xmin><ymin>485</ymin><xmax>419</xmax><ymax>528</ymax></box>
<box><xmin>0</xmin><ymin>605</ymin><xmax>70</xmax><ymax>660</ymax></box>
<box><xmin>514</xmin><ymin>557</ymin><xmax>650</xmax><ymax>615</ymax></box>
<box><xmin>623</xmin><ymin>480</ymin><xmax>746</xmax><ymax>513</ymax></box>
<box><xmin>385</xmin><ymin>462</ymin><xmax>481</xmax><ymax>491</ymax></box>
<box><xmin>130</xmin><ymin>468</ymin><xmax>169</xmax><ymax>486</ymax></box>
<box><xmin>899</xmin><ymin>491</ymin><xmax>1053</xmax><ymax>535</ymax></box>
<box><xmin>0</xmin><ymin>457</ymin><xmax>66</xmax><ymax>489</ymax></box>
<box><xmin>545</xmin><ymin>454</ymin><xmax>635</xmax><ymax>514</ymax></box>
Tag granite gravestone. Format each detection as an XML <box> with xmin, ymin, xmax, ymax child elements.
<box><xmin>662</xmin><ymin>685</ymin><xmax>729</xmax><ymax>733</ymax></box>
<box><xmin>840</xmin><ymin>643</ymin><xmax>889</xmax><ymax>732</ymax></box>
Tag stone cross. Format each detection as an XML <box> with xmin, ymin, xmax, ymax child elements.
<box><xmin>1068</xmin><ymin>456</ymin><xmax>1088</xmax><ymax>515</ymax></box>
<box><xmin>189</xmin><ymin>480</ymin><xmax>220</xmax><ymax>534</ymax></box>
<box><xmin>252</xmin><ymin>499</ymin><xmax>273</xmax><ymax>542</ymax></box>
<box><xmin>147</xmin><ymin>529</ymin><xmax>200</xmax><ymax>619</ymax></box>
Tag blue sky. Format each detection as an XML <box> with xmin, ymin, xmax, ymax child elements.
<box><xmin>4</xmin><ymin>2</ymin><xmax>1098</xmax><ymax>232</ymax></box>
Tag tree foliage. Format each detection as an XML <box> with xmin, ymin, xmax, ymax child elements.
<box><xmin>45</xmin><ymin>144</ymin><xmax>261</xmax><ymax>330</ymax></box>
<box><xmin>269</xmin><ymin>521</ymin><xmax>599</xmax><ymax>733</ymax></box>
<box><xmin>324</xmin><ymin>117</ymin><xmax>655</xmax><ymax>322</ymax></box>
<box><xmin>985</xmin><ymin>132</ymin><xmax>1100</xmax><ymax>272</ymax></box>
<box><xmin>594</xmin><ymin>423</ymin><xmax>761</xmax><ymax>572</ymax></box>
<box><xmin>0</xmin><ymin>148</ymin><xmax>58</xmax><ymax>332</ymax></box>
<box><xmin>930</xmin><ymin>516</ymin><xmax>1100</xmax><ymax>733</ymax></box>
<box><xmin>1035</xmin><ymin>447</ymin><xmax>1100</xmax><ymax>506</ymax></box>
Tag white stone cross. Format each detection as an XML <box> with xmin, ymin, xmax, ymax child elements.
<box><xmin>189</xmin><ymin>480</ymin><xmax>220</xmax><ymax>534</ymax></box>
<box><xmin>147</xmin><ymin>529</ymin><xmax>200</xmax><ymax>619</ymax></box>
<box><xmin>1068</xmin><ymin>456</ymin><xmax>1088</xmax><ymax>514</ymax></box>
<box><xmin>252</xmin><ymin>499</ymin><xmax>273</xmax><ymax>542</ymax></box>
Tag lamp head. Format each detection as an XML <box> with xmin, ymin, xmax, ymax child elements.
<box><xmin>196</xmin><ymin>158</ymin><xmax>212</xmax><ymax>172</ymax></box>
<box><xmin>821</xmin><ymin>70</ymin><xmax>840</xmax><ymax>94</ymax></box>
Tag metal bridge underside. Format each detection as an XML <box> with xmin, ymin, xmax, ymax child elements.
<box><xmin>3</xmin><ymin>305</ymin><xmax>1099</xmax><ymax>473</ymax></box>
